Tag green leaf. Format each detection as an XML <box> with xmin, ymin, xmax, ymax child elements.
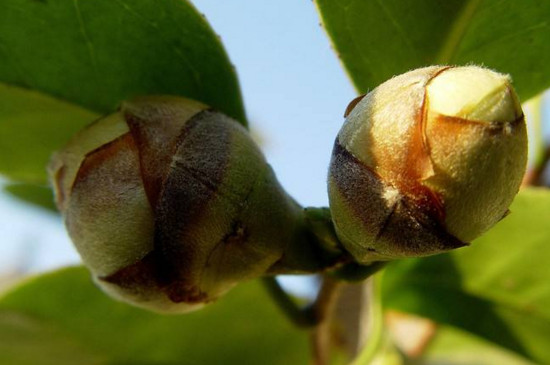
<box><xmin>382</xmin><ymin>188</ymin><xmax>550</xmax><ymax>364</ymax></box>
<box><xmin>3</xmin><ymin>183</ymin><xmax>57</xmax><ymax>212</ymax></box>
<box><xmin>0</xmin><ymin>84</ymin><xmax>99</xmax><ymax>184</ymax></box>
<box><xmin>0</xmin><ymin>0</ymin><xmax>246</xmax><ymax>183</ymax></box>
<box><xmin>421</xmin><ymin>325</ymin><xmax>535</xmax><ymax>365</ymax></box>
<box><xmin>0</xmin><ymin>267</ymin><xmax>309</xmax><ymax>365</ymax></box>
<box><xmin>315</xmin><ymin>0</ymin><xmax>550</xmax><ymax>101</ymax></box>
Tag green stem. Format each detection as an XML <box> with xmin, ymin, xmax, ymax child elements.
<box><xmin>262</xmin><ymin>273</ymin><xmax>344</xmax><ymax>330</ymax></box>
<box><xmin>330</xmin><ymin>261</ymin><xmax>387</xmax><ymax>282</ymax></box>
<box><xmin>311</xmin><ymin>274</ymin><xmax>342</xmax><ymax>365</ymax></box>
<box><xmin>262</xmin><ymin>277</ymin><xmax>317</xmax><ymax>328</ymax></box>
<box><xmin>267</xmin><ymin>206</ymin><xmax>345</xmax><ymax>275</ymax></box>
<box><xmin>349</xmin><ymin>274</ymin><xmax>385</xmax><ymax>365</ymax></box>
<box><xmin>263</xmin><ymin>206</ymin><xmax>389</xmax><ymax>363</ymax></box>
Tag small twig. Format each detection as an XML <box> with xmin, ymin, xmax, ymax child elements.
<box><xmin>262</xmin><ymin>274</ymin><xmax>342</xmax><ymax>364</ymax></box>
<box><xmin>312</xmin><ymin>275</ymin><xmax>341</xmax><ymax>323</ymax></box>
<box><xmin>262</xmin><ymin>277</ymin><xmax>317</xmax><ymax>328</ymax></box>
<box><xmin>263</xmin><ymin>207</ymin><xmax>389</xmax><ymax>364</ymax></box>
<box><xmin>348</xmin><ymin>275</ymin><xmax>384</xmax><ymax>365</ymax></box>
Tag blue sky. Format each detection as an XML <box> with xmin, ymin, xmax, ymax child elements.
<box><xmin>194</xmin><ymin>0</ymin><xmax>356</xmax><ymax>206</ymax></box>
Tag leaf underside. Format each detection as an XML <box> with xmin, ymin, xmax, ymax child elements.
<box><xmin>0</xmin><ymin>267</ymin><xmax>309</xmax><ymax>365</ymax></box>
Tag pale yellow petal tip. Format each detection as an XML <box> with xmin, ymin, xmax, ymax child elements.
<box><xmin>427</xmin><ymin>66</ymin><xmax>522</xmax><ymax>123</ymax></box>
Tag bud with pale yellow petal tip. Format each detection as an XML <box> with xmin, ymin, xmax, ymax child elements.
<box><xmin>328</xmin><ymin>66</ymin><xmax>527</xmax><ymax>263</ymax></box>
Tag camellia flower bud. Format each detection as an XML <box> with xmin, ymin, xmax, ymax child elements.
<box><xmin>328</xmin><ymin>66</ymin><xmax>527</xmax><ymax>263</ymax></box>
<box><xmin>49</xmin><ymin>96</ymin><xmax>306</xmax><ymax>313</ymax></box>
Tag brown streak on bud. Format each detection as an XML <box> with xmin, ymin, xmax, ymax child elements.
<box><xmin>100</xmin><ymin>251</ymin><xmax>209</xmax><ymax>304</ymax></box>
<box><xmin>407</xmin><ymin>185</ymin><xmax>446</xmax><ymax>225</ymax></box>
<box><xmin>344</xmin><ymin>94</ymin><xmax>367</xmax><ymax>117</ymax></box>
<box><xmin>154</xmin><ymin>110</ymin><xmax>231</xmax><ymax>290</ymax></box>
<box><xmin>223</xmin><ymin>221</ymin><xmax>248</xmax><ymax>246</ymax></box>
<box><xmin>73</xmin><ymin>133</ymin><xmax>135</xmax><ymax>187</ymax></box>
<box><xmin>433</xmin><ymin>113</ymin><xmax>524</xmax><ymax>131</ymax></box>
<box><xmin>330</xmin><ymin>140</ymin><xmax>465</xmax><ymax>261</ymax></box>
<box><xmin>377</xmin><ymin>195</ymin><xmax>467</xmax><ymax>257</ymax></box>
<box><xmin>428</xmin><ymin>65</ymin><xmax>455</xmax><ymax>81</ymax></box>
<box><xmin>124</xmin><ymin>112</ymin><xmax>179</xmax><ymax>208</ymax></box>
<box><xmin>401</xmin><ymin>90</ymin><xmax>435</xmax><ymax>191</ymax></box>
<box><xmin>53</xmin><ymin>164</ymin><xmax>68</xmax><ymax>209</ymax></box>
<box><xmin>164</xmin><ymin>283</ymin><xmax>209</xmax><ymax>304</ymax></box>
<box><xmin>100</xmin><ymin>251</ymin><xmax>160</xmax><ymax>293</ymax></box>
<box><xmin>397</xmin><ymin>68</ymin><xmax>454</xmax><ymax>218</ymax></box>
<box><xmin>122</xmin><ymin>99</ymin><xmax>208</xmax><ymax>209</ymax></box>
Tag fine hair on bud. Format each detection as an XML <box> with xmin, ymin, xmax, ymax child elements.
<box><xmin>328</xmin><ymin>65</ymin><xmax>527</xmax><ymax>263</ymax></box>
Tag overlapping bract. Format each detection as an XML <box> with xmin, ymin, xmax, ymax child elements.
<box><xmin>49</xmin><ymin>96</ymin><xmax>302</xmax><ymax>313</ymax></box>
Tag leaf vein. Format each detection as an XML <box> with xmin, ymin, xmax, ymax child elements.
<box><xmin>435</xmin><ymin>0</ymin><xmax>483</xmax><ymax>64</ymax></box>
<box><xmin>373</xmin><ymin>0</ymin><xmax>416</xmax><ymax>53</ymax></box>
<box><xmin>461</xmin><ymin>22</ymin><xmax>549</xmax><ymax>56</ymax></box>
<box><xmin>112</xmin><ymin>0</ymin><xmax>160</xmax><ymax>29</ymax></box>
<box><xmin>73</xmin><ymin>0</ymin><xmax>99</xmax><ymax>72</ymax></box>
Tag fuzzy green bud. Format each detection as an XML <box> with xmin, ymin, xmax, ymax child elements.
<box><xmin>49</xmin><ymin>96</ymin><xmax>304</xmax><ymax>313</ymax></box>
<box><xmin>328</xmin><ymin>66</ymin><xmax>527</xmax><ymax>263</ymax></box>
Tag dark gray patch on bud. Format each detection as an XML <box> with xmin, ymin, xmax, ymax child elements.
<box><xmin>329</xmin><ymin>140</ymin><xmax>466</xmax><ymax>262</ymax></box>
<box><xmin>123</xmin><ymin>102</ymin><xmax>215</xmax><ymax>208</ymax></box>
<box><xmin>154</xmin><ymin>110</ymin><xmax>232</xmax><ymax>295</ymax></box>
<box><xmin>330</xmin><ymin>141</ymin><xmax>391</xmax><ymax>241</ymax></box>
<box><xmin>99</xmin><ymin>110</ymin><xmax>236</xmax><ymax>304</ymax></box>
<box><xmin>100</xmin><ymin>250</ymin><xmax>210</xmax><ymax>304</ymax></box>
<box><xmin>376</xmin><ymin>195</ymin><xmax>467</xmax><ymax>257</ymax></box>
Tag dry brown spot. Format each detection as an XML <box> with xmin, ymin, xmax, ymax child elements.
<box><xmin>343</xmin><ymin>94</ymin><xmax>367</xmax><ymax>117</ymax></box>
<box><xmin>222</xmin><ymin>221</ymin><xmax>248</xmax><ymax>246</ymax></box>
<box><xmin>53</xmin><ymin>164</ymin><xmax>67</xmax><ymax>209</ymax></box>
<box><xmin>101</xmin><ymin>251</ymin><xmax>210</xmax><ymax>304</ymax></box>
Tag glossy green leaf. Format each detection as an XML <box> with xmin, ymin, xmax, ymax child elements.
<box><xmin>0</xmin><ymin>0</ymin><xmax>246</xmax><ymax>183</ymax></box>
<box><xmin>421</xmin><ymin>325</ymin><xmax>535</xmax><ymax>365</ymax></box>
<box><xmin>0</xmin><ymin>84</ymin><xmax>99</xmax><ymax>183</ymax></box>
<box><xmin>0</xmin><ymin>267</ymin><xmax>309</xmax><ymax>365</ymax></box>
<box><xmin>3</xmin><ymin>183</ymin><xmax>57</xmax><ymax>212</ymax></box>
<box><xmin>315</xmin><ymin>0</ymin><xmax>550</xmax><ymax>101</ymax></box>
<box><xmin>382</xmin><ymin>188</ymin><xmax>550</xmax><ymax>364</ymax></box>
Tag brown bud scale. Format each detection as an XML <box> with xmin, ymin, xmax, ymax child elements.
<box><xmin>50</xmin><ymin>96</ymin><xmax>304</xmax><ymax>313</ymax></box>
